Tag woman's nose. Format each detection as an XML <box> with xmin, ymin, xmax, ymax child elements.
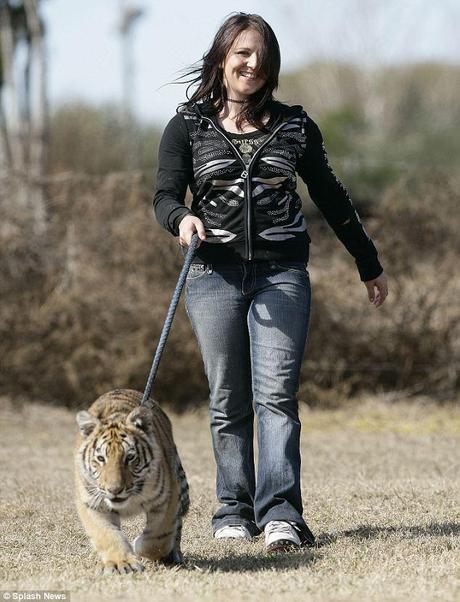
<box><xmin>246</xmin><ymin>53</ymin><xmax>258</xmax><ymax>70</ymax></box>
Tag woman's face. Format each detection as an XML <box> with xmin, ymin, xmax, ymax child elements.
<box><xmin>221</xmin><ymin>28</ymin><xmax>267</xmax><ymax>100</ymax></box>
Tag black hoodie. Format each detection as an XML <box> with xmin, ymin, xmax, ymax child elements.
<box><xmin>153</xmin><ymin>99</ymin><xmax>383</xmax><ymax>281</ymax></box>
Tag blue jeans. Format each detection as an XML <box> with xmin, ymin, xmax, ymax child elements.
<box><xmin>184</xmin><ymin>259</ymin><xmax>315</xmax><ymax>546</ymax></box>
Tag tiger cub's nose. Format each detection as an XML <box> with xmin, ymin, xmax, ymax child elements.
<box><xmin>106</xmin><ymin>486</ymin><xmax>124</xmax><ymax>497</ymax></box>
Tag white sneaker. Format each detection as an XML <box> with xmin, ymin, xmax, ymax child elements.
<box><xmin>265</xmin><ymin>520</ymin><xmax>301</xmax><ymax>551</ymax></box>
<box><xmin>214</xmin><ymin>525</ymin><xmax>252</xmax><ymax>540</ymax></box>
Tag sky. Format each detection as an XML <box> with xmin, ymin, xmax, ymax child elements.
<box><xmin>41</xmin><ymin>0</ymin><xmax>460</xmax><ymax>126</ymax></box>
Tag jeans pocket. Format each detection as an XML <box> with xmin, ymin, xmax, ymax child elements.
<box><xmin>270</xmin><ymin>261</ymin><xmax>309</xmax><ymax>276</ymax></box>
<box><xmin>186</xmin><ymin>263</ymin><xmax>211</xmax><ymax>281</ymax></box>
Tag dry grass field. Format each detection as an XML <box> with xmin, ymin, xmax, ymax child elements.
<box><xmin>1</xmin><ymin>395</ymin><xmax>459</xmax><ymax>602</ymax></box>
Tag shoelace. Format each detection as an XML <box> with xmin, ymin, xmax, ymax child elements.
<box><xmin>265</xmin><ymin>521</ymin><xmax>296</xmax><ymax>536</ymax></box>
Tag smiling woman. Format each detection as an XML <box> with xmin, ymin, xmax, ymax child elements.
<box><xmin>153</xmin><ymin>11</ymin><xmax>388</xmax><ymax>556</ymax></box>
<box><xmin>174</xmin><ymin>12</ymin><xmax>281</xmax><ymax>133</ymax></box>
<box><xmin>221</xmin><ymin>30</ymin><xmax>266</xmax><ymax>95</ymax></box>
<box><xmin>218</xmin><ymin>28</ymin><xmax>272</xmax><ymax>134</ymax></box>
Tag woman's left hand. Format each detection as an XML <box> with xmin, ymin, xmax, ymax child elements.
<box><xmin>364</xmin><ymin>271</ymin><xmax>388</xmax><ymax>308</ymax></box>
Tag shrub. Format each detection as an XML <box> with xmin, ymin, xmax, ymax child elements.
<box><xmin>0</xmin><ymin>171</ymin><xmax>458</xmax><ymax>409</ymax></box>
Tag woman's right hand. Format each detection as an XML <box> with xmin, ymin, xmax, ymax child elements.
<box><xmin>178</xmin><ymin>215</ymin><xmax>207</xmax><ymax>248</ymax></box>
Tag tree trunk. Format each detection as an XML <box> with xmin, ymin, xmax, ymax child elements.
<box><xmin>0</xmin><ymin>93</ymin><xmax>12</xmax><ymax>170</ymax></box>
<box><xmin>0</xmin><ymin>2</ymin><xmax>25</xmax><ymax>173</ymax></box>
<box><xmin>23</xmin><ymin>0</ymin><xmax>48</xmax><ymax>233</ymax></box>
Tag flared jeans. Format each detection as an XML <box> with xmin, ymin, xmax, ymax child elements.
<box><xmin>184</xmin><ymin>258</ymin><xmax>315</xmax><ymax>545</ymax></box>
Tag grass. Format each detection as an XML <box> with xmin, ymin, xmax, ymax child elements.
<box><xmin>0</xmin><ymin>394</ymin><xmax>459</xmax><ymax>601</ymax></box>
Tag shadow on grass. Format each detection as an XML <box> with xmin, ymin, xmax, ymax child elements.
<box><xmin>181</xmin><ymin>523</ymin><xmax>459</xmax><ymax>572</ymax></box>
<box><xmin>314</xmin><ymin>522</ymin><xmax>460</xmax><ymax>548</ymax></box>
<box><xmin>185</xmin><ymin>548</ymin><xmax>315</xmax><ymax>573</ymax></box>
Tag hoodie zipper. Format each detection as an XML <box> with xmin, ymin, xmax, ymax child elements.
<box><xmin>200</xmin><ymin>116</ymin><xmax>286</xmax><ymax>261</ymax></box>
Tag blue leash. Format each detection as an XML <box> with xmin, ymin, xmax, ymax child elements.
<box><xmin>141</xmin><ymin>233</ymin><xmax>199</xmax><ymax>405</ymax></box>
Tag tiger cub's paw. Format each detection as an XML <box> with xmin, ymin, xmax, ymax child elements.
<box><xmin>161</xmin><ymin>548</ymin><xmax>184</xmax><ymax>566</ymax></box>
<box><xmin>98</xmin><ymin>553</ymin><xmax>145</xmax><ymax>575</ymax></box>
<box><xmin>132</xmin><ymin>534</ymin><xmax>165</xmax><ymax>561</ymax></box>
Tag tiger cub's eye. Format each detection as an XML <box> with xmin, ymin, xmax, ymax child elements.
<box><xmin>125</xmin><ymin>452</ymin><xmax>136</xmax><ymax>464</ymax></box>
<box><xmin>96</xmin><ymin>455</ymin><xmax>105</xmax><ymax>463</ymax></box>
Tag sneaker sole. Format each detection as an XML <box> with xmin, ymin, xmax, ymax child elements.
<box><xmin>214</xmin><ymin>535</ymin><xmax>252</xmax><ymax>540</ymax></box>
<box><xmin>266</xmin><ymin>539</ymin><xmax>300</xmax><ymax>553</ymax></box>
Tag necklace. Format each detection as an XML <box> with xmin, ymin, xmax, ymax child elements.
<box><xmin>226</xmin><ymin>98</ymin><xmax>248</xmax><ymax>104</ymax></box>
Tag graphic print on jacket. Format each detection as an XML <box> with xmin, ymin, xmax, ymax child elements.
<box><xmin>153</xmin><ymin>99</ymin><xmax>383</xmax><ymax>281</ymax></box>
<box><xmin>254</xmin><ymin>116</ymin><xmax>308</xmax><ymax>242</ymax></box>
<box><xmin>184</xmin><ymin>105</ymin><xmax>310</xmax><ymax>253</ymax></box>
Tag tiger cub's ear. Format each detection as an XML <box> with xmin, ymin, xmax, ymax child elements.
<box><xmin>127</xmin><ymin>407</ymin><xmax>153</xmax><ymax>433</ymax></box>
<box><xmin>76</xmin><ymin>411</ymin><xmax>100</xmax><ymax>437</ymax></box>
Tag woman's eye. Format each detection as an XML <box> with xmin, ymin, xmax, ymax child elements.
<box><xmin>96</xmin><ymin>455</ymin><xmax>105</xmax><ymax>463</ymax></box>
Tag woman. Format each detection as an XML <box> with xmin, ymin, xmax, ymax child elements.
<box><xmin>153</xmin><ymin>13</ymin><xmax>388</xmax><ymax>552</ymax></box>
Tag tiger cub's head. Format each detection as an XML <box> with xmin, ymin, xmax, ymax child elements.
<box><xmin>76</xmin><ymin>406</ymin><xmax>156</xmax><ymax>512</ymax></box>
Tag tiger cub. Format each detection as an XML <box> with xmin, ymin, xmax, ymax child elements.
<box><xmin>74</xmin><ymin>388</ymin><xmax>189</xmax><ymax>574</ymax></box>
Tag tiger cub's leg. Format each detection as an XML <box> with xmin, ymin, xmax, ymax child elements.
<box><xmin>133</xmin><ymin>502</ymin><xmax>182</xmax><ymax>564</ymax></box>
<box><xmin>77</xmin><ymin>501</ymin><xmax>144</xmax><ymax>574</ymax></box>
<box><xmin>158</xmin><ymin>448</ymin><xmax>189</xmax><ymax>565</ymax></box>
<box><xmin>160</xmin><ymin>514</ymin><xmax>184</xmax><ymax>565</ymax></box>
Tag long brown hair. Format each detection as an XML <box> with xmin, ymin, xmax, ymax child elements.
<box><xmin>175</xmin><ymin>12</ymin><xmax>281</xmax><ymax>131</ymax></box>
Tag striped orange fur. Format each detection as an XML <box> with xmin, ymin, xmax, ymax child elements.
<box><xmin>74</xmin><ymin>388</ymin><xmax>189</xmax><ymax>573</ymax></box>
